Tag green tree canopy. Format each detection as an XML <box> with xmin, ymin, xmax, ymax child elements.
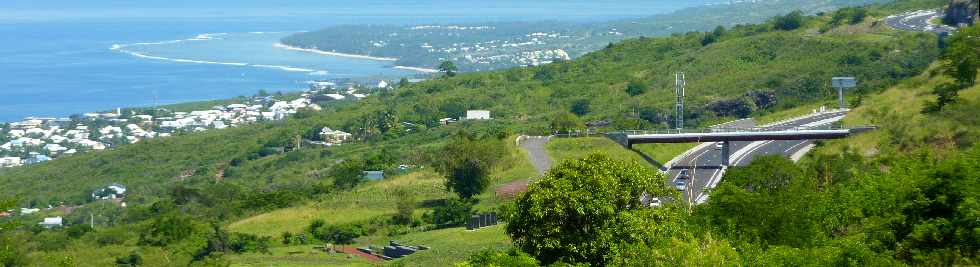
<box><xmin>507</xmin><ymin>154</ymin><xmax>679</xmax><ymax>265</ymax></box>
<box><xmin>436</xmin><ymin>136</ymin><xmax>507</xmax><ymax>199</ymax></box>
<box><xmin>439</xmin><ymin>61</ymin><xmax>458</xmax><ymax>78</ymax></box>
<box><xmin>773</xmin><ymin>11</ymin><xmax>805</xmax><ymax>31</ymax></box>
<box><xmin>626</xmin><ymin>79</ymin><xmax>650</xmax><ymax>96</ymax></box>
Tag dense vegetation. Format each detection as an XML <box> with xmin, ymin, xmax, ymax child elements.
<box><xmin>0</xmin><ymin>1</ymin><xmax>964</xmax><ymax>265</ymax></box>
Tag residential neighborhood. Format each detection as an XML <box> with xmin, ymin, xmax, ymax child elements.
<box><xmin>0</xmin><ymin>84</ymin><xmax>377</xmax><ymax>169</ymax></box>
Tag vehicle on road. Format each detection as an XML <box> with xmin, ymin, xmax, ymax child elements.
<box><xmin>648</xmin><ymin>197</ymin><xmax>661</xmax><ymax>208</ymax></box>
<box><xmin>674</xmin><ymin>179</ymin><xmax>687</xmax><ymax>191</ymax></box>
<box><xmin>678</xmin><ymin>169</ymin><xmax>690</xmax><ymax>179</ymax></box>
<box><xmin>715</xmin><ymin>142</ymin><xmax>724</xmax><ymax>150</ymax></box>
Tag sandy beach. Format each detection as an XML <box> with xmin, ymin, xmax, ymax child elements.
<box><xmin>275</xmin><ymin>43</ymin><xmax>439</xmax><ymax>73</ymax></box>
<box><xmin>274</xmin><ymin>43</ymin><xmax>398</xmax><ymax>61</ymax></box>
<box><xmin>394</xmin><ymin>65</ymin><xmax>439</xmax><ymax>73</ymax></box>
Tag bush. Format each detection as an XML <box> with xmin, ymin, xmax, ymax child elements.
<box><xmin>393</xmin><ymin>189</ymin><xmax>416</xmax><ymax>225</ymax></box>
<box><xmin>625</xmin><ymin>80</ymin><xmax>649</xmax><ymax>96</ymax></box>
<box><xmin>115</xmin><ymin>252</ymin><xmax>142</xmax><ymax>266</ymax></box>
<box><xmin>550</xmin><ymin>111</ymin><xmax>584</xmax><ymax>133</ymax></box>
<box><xmin>432</xmin><ymin>198</ymin><xmax>474</xmax><ymax>227</ymax></box>
<box><xmin>65</xmin><ymin>224</ymin><xmax>93</xmax><ymax>239</ymax></box>
<box><xmin>462</xmin><ymin>249</ymin><xmax>540</xmax><ymax>267</ymax></box>
<box><xmin>774</xmin><ymin>11</ymin><xmax>804</xmax><ymax>31</ymax></box>
<box><xmin>138</xmin><ymin>214</ymin><xmax>196</xmax><ymax>246</ymax></box>
<box><xmin>706</xmin><ymin>97</ymin><xmax>757</xmax><ymax>118</ymax></box>
<box><xmin>309</xmin><ymin>221</ymin><xmax>364</xmax><ymax>245</ymax></box>
<box><xmin>570</xmin><ymin>99</ymin><xmax>591</xmax><ymax>116</ymax></box>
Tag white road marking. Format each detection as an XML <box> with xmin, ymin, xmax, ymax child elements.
<box><xmin>784</xmin><ymin>141</ymin><xmax>808</xmax><ymax>153</ymax></box>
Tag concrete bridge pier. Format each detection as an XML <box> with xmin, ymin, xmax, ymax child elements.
<box><xmin>721</xmin><ymin>141</ymin><xmax>731</xmax><ymax>167</ymax></box>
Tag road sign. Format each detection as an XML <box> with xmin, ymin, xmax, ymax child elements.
<box><xmin>832</xmin><ymin>77</ymin><xmax>857</xmax><ymax>88</ymax></box>
<box><xmin>832</xmin><ymin>77</ymin><xmax>857</xmax><ymax>110</ymax></box>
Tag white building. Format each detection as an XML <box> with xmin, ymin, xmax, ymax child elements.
<box><xmin>0</xmin><ymin>157</ymin><xmax>22</xmax><ymax>168</ymax></box>
<box><xmin>320</xmin><ymin>127</ymin><xmax>352</xmax><ymax>145</ymax></box>
<box><xmin>39</xmin><ymin>217</ymin><xmax>63</xmax><ymax>228</ymax></box>
<box><xmin>465</xmin><ymin>110</ymin><xmax>492</xmax><ymax>120</ymax></box>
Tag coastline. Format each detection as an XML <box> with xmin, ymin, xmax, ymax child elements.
<box><xmin>274</xmin><ymin>43</ymin><xmax>398</xmax><ymax>61</ymax></box>
<box><xmin>394</xmin><ymin>65</ymin><xmax>439</xmax><ymax>73</ymax></box>
<box><xmin>274</xmin><ymin>43</ymin><xmax>439</xmax><ymax>73</ymax></box>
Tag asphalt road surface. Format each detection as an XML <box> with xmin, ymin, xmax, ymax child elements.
<box><xmin>885</xmin><ymin>9</ymin><xmax>956</xmax><ymax>34</ymax></box>
<box><xmin>519</xmin><ymin>136</ymin><xmax>553</xmax><ymax>175</ymax></box>
<box><xmin>665</xmin><ymin>110</ymin><xmax>848</xmax><ymax>204</ymax></box>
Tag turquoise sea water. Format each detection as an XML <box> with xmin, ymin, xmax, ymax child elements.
<box><xmin>0</xmin><ymin>1</ymin><xmax>710</xmax><ymax>122</ymax></box>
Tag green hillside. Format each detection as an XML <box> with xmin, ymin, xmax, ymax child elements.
<box><xmin>0</xmin><ymin>1</ymin><xmax>962</xmax><ymax>265</ymax></box>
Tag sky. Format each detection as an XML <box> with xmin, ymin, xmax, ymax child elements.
<box><xmin>0</xmin><ymin>0</ymin><xmax>715</xmax><ymax>21</ymax></box>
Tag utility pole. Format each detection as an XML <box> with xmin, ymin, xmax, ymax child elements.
<box><xmin>675</xmin><ymin>72</ymin><xmax>686</xmax><ymax>130</ymax></box>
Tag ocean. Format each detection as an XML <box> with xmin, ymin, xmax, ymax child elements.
<box><xmin>0</xmin><ymin>0</ymin><xmax>711</xmax><ymax>122</ymax></box>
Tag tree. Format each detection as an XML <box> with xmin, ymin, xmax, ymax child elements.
<box><xmin>393</xmin><ymin>189</ymin><xmax>416</xmax><ymax>225</ymax></box>
<box><xmin>439</xmin><ymin>61</ymin><xmax>458</xmax><ymax>78</ymax></box>
<box><xmin>431</xmin><ymin>198</ymin><xmax>474</xmax><ymax>226</ymax></box>
<box><xmin>625</xmin><ymin>80</ymin><xmax>649</xmax><ymax>96</ymax></box>
<box><xmin>774</xmin><ymin>11</ymin><xmax>804</xmax><ymax>31</ymax></box>
<box><xmin>549</xmin><ymin>111</ymin><xmax>583</xmax><ymax>133</ymax></box>
<box><xmin>507</xmin><ymin>154</ymin><xmax>678</xmax><ymax>265</ymax></box>
<box><xmin>331</xmin><ymin>159</ymin><xmax>366</xmax><ymax>190</ymax></box>
<box><xmin>925</xmin><ymin>82</ymin><xmax>963</xmax><ymax>112</ymax></box>
<box><xmin>941</xmin><ymin>24</ymin><xmax>980</xmax><ymax>88</ymax></box>
<box><xmin>436</xmin><ymin>137</ymin><xmax>506</xmax><ymax>199</ymax></box>
<box><xmin>446</xmin><ymin>158</ymin><xmax>491</xmax><ymax>199</ymax></box>
<box><xmin>706</xmin><ymin>97</ymin><xmax>757</xmax><ymax>118</ymax></box>
<box><xmin>569</xmin><ymin>99</ymin><xmax>591</xmax><ymax>116</ymax></box>
<box><xmin>398</xmin><ymin>77</ymin><xmax>410</xmax><ymax>88</ymax></box>
<box><xmin>139</xmin><ymin>213</ymin><xmax>196</xmax><ymax>246</ymax></box>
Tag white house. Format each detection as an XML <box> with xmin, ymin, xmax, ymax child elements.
<box><xmin>0</xmin><ymin>157</ymin><xmax>21</xmax><ymax>168</ymax></box>
<box><xmin>320</xmin><ymin>128</ymin><xmax>352</xmax><ymax>145</ymax></box>
<box><xmin>39</xmin><ymin>217</ymin><xmax>63</xmax><ymax>228</ymax></box>
<box><xmin>465</xmin><ymin>110</ymin><xmax>492</xmax><ymax>120</ymax></box>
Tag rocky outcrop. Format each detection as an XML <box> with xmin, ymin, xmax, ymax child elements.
<box><xmin>943</xmin><ymin>0</ymin><xmax>979</xmax><ymax>26</ymax></box>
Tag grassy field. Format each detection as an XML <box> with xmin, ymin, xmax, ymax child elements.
<box><xmin>228</xmin><ymin>170</ymin><xmax>451</xmax><ymax>237</ymax></box>
<box><xmin>632</xmin><ymin>143</ymin><xmax>699</xmax><ymax>164</ymax></box>
<box><xmin>225</xmin><ymin>137</ymin><xmax>534</xmax><ymax>266</ymax></box>
<box><xmin>546</xmin><ymin>137</ymin><xmax>649</xmax><ymax>167</ymax></box>
<box><xmin>227</xmin><ymin>245</ymin><xmax>375</xmax><ymax>267</ymax></box>
<box><xmin>384</xmin><ymin>225</ymin><xmax>510</xmax><ymax>266</ymax></box>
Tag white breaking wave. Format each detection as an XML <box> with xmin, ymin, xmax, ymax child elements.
<box><xmin>110</xmin><ymin>31</ymin><xmax>327</xmax><ymax>74</ymax></box>
<box><xmin>252</xmin><ymin>64</ymin><xmax>315</xmax><ymax>72</ymax></box>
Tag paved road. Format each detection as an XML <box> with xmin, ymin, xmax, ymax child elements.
<box><xmin>885</xmin><ymin>9</ymin><xmax>956</xmax><ymax>34</ymax></box>
<box><xmin>665</xmin><ymin>110</ymin><xmax>848</xmax><ymax>203</ymax></box>
<box><xmin>518</xmin><ymin>136</ymin><xmax>553</xmax><ymax>175</ymax></box>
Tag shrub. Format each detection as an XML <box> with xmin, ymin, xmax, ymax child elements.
<box><xmin>570</xmin><ymin>99</ymin><xmax>591</xmax><ymax>116</ymax></box>
<box><xmin>432</xmin><ymin>198</ymin><xmax>474</xmax><ymax>227</ymax></box>
<box><xmin>774</xmin><ymin>11</ymin><xmax>804</xmax><ymax>31</ymax></box>
<box><xmin>115</xmin><ymin>252</ymin><xmax>143</xmax><ymax>266</ymax></box>
<box><xmin>625</xmin><ymin>80</ymin><xmax>649</xmax><ymax>96</ymax></box>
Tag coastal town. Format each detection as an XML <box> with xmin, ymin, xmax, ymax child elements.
<box><xmin>0</xmin><ymin>81</ymin><xmax>390</xmax><ymax>169</ymax></box>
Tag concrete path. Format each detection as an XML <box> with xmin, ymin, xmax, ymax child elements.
<box><xmin>517</xmin><ymin>136</ymin><xmax>553</xmax><ymax>175</ymax></box>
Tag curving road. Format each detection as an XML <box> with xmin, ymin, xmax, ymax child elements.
<box><xmin>664</xmin><ymin>110</ymin><xmax>848</xmax><ymax>204</ymax></box>
<box><xmin>885</xmin><ymin>9</ymin><xmax>956</xmax><ymax>34</ymax></box>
